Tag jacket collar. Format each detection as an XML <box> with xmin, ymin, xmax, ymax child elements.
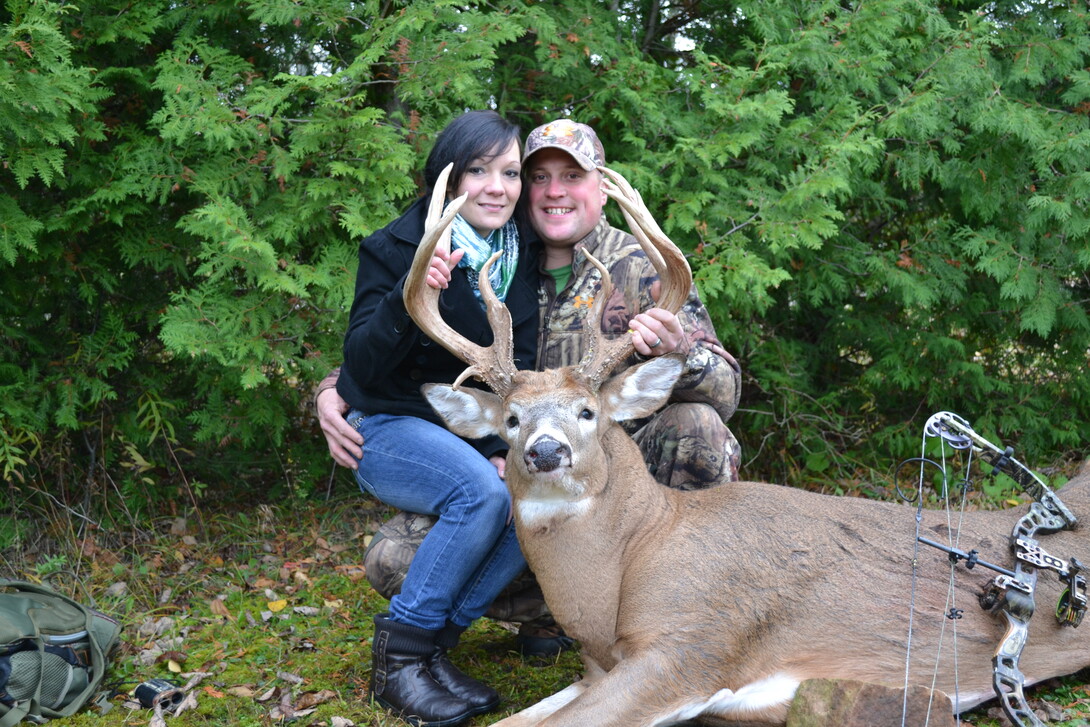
<box><xmin>386</xmin><ymin>196</ymin><xmax>431</xmax><ymax>246</ymax></box>
<box><xmin>571</xmin><ymin>216</ymin><xmax>610</xmax><ymax>268</ymax></box>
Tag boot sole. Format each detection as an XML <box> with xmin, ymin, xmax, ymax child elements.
<box><xmin>463</xmin><ymin>695</ymin><xmax>500</xmax><ymax>716</ymax></box>
<box><xmin>371</xmin><ymin>693</ymin><xmax>476</xmax><ymax>727</ymax></box>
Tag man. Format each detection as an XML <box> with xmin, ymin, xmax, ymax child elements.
<box><xmin>316</xmin><ymin>118</ymin><xmax>741</xmax><ymax>652</ymax></box>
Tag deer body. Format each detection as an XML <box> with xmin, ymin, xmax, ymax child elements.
<box><xmin>426</xmin><ymin>361</ymin><xmax>1090</xmax><ymax>726</ymax></box>
<box><xmin>405</xmin><ymin>167</ymin><xmax>1090</xmax><ymax>726</ymax></box>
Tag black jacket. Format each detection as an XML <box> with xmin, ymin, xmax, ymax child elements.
<box><xmin>338</xmin><ymin>196</ymin><xmax>540</xmax><ymax>459</ymax></box>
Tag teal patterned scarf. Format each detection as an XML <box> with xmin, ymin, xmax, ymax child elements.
<box><xmin>448</xmin><ymin>213</ymin><xmax>519</xmax><ymax>306</ymax></box>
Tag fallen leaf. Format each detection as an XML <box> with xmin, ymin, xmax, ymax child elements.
<box><xmin>155</xmin><ymin>651</ymin><xmax>187</xmax><ymax>666</ymax></box>
<box><xmin>277</xmin><ymin>670</ymin><xmax>304</xmax><ymax>685</ymax></box>
<box><xmin>256</xmin><ymin>685</ymin><xmax>280</xmax><ymax>703</ymax></box>
<box><xmin>331</xmin><ymin>717</ymin><xmax>355</xmax><ymax>727</ymax></box>
<box><xmin>267</xmin><ymin>599</ymin><xmax>287</xmax><ymax>612</ymax></box>
<box><xmin>172</xmin><ymin>690</ymin><xmax>199</xmax><ymax>716</ymax></box>
<box><xmin>334</xmin><ymin>564</ymin><xmax>367</xmax><ymax>582</ymax></box>
<box><xmin>295</xmin><ymin>689</ymin><xmax>337</xmax><ymax>710</ymax></box>
<box><xmin>209</xmin><ymin>599</ymin><xmax>231</xmax><ymax>618</ymax></box>
<box><xmin>227</xmin><ymin>685</ymin><xmax>256</xmax><ymax>698</ymax></box>
<box><xmin>168</xmin><ymin>659</ymin><xmax>182</xmax><ymax>673</ymax></box>
<box><xmin>293</xmin><ymin>606</ymin><xmax>319</xmax><ymax>616</ymax></box>
<box><xmin>202</xmin><ymin>685</ymin><xmax>225</xmax><ymax>698</ymax></box>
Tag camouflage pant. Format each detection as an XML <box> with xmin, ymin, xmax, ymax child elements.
<box><xmin>363</xmin><ymin>402</ymin><xmax>741</xmax><ymax>623</ymax></box>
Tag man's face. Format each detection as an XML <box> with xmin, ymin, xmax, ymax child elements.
<box><xmin>526</xmin><ymin>148</ymin><xmax>607</xmax><ymax>249</ymax></box>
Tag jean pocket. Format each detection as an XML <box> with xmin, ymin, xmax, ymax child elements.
<box><xmin>346</xmin><ymin>409</ymin><xmax>368</xmax><ymax>433</ymax></box>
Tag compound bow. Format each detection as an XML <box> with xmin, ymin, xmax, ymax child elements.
<box><xmin>904</xmin><ymin>412</ymin><xmax>1086</xmax><ymax>727</ymax></box>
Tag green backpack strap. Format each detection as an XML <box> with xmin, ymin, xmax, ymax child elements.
<box><xmin>0</xmin><ymin>579</ymin><xmax>120</xmax><ymax>721</ymax></box>
<box><xmin>0</xmin><ymin>700</ymin><xmax>32</xmax><ymax>727</ymax></box>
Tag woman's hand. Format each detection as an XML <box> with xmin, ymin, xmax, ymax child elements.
<box><xmin>317</xmin><ymin>388</ymin><xmax>364</xmax><ymax>469</ymax></box>
<box><xmin>426</xmin><ymin>247</ymin><xmax>465</xmax><ymax>289</ymax></box>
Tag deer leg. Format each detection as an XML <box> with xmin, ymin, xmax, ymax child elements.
<box><xmin>489</xmin><ymin>681</ymin><xmax>588</xmax><ymax>727</ymax></box>
<box><xmin>532</xmin><ymin>652</ymin><xmax>794</xmax><ymax>727</ymax></box>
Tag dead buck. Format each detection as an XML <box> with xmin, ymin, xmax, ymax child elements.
<box><xmin>403</xmin><ymin>166</ymin><xmax>1090</xmax><ymax>726</ymax></box>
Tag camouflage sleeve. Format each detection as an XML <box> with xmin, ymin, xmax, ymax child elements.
<box><xmin>617</xmin><ymin>255</ymin><xmax>740</xmax><ymax>423</ymax></box>
<box><xmin>670</xmin><ymin>289</ymin><xmax>741</xmax><ymax>423</ymax></box>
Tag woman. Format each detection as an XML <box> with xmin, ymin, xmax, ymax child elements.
<box><xmin>337</xmin><ymin>111</ymin><xmax>538</xmax><ymax>727</ymax></box>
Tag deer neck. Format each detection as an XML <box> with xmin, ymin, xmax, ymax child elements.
<box><xmin>511</xmin><ymin>425</ymin><xmax>675</xmax><ymax>655</ymax></box>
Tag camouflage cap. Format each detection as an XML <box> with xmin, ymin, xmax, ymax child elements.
<box><xmin>523</xmin><ymin>119</ymin><xmax>606</xmax><ymax>171</ymax></box>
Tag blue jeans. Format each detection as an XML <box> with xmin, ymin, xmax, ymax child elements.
<box><xmin>348</xmin><ymin>410</ymin><xmax>527</xmax><ymax>632</ymax></box>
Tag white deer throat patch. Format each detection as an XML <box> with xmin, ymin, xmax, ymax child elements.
<box><xmin>517</xmin><ymin>495</ymin><xmax>593</xmax><ymax>528</ymax></box>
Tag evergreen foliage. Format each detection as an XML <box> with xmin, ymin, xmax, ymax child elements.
<box><xmin>1</xmin><ymin>0</ymin><xmax>1087</xmax><ymax>509</ymax></box>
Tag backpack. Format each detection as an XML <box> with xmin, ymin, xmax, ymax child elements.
<box><xmin>0</xmin><ymin>580</ymin><xmax>121</xmax><ymax>725</ymax></box>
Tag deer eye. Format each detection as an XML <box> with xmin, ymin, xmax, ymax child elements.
<box><xmin>506</xmin><ymin>415</ymin><xmax>519</xmax><ymax>428</ymax></box>
<box><xmin>580</xmin><ymin>408</ymin><xmax>595</xmax><ymax>421</ymax></box>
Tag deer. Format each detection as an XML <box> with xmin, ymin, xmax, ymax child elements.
<box><xmin>401</xmin><ymin>165</ymin><xmax>1090</xmax><ymax>726</ymax></box>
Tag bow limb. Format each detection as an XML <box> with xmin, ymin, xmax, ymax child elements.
<box><xmin>987</xmin><ymin>580</ymin><xmax>1044</xmax><ymax>727</ymax></box>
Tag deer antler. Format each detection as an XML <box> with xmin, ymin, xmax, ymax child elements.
<box><xmin>574</xmin><ymin>166</ymin><xmax>694</xmax><ymax>389</ymax></box>
<box><xmin>402</xmin><ymin>163</ymin><xmax>518</xmax><ymax>395</ymax></box>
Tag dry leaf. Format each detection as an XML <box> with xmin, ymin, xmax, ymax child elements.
<box><xmin>203</xmin><ymin>685</ymin><xmax>225</xmax><ymax>698</ymax></box>
<box><xmin>227</xmin><ymin>685</ymin><xmax>256</xmax><ymax>698</ymax></box>
<box><xmin>256</xmin><ymin>685</ymin><xmax>280</xmax><ymax>702</ymax></box>
<box><xmin>267</xmin><ymin>599</ymin><xmax>287</xmax><ymax>612</ymax></box>
<box><xmin>334</xmin><ymin>564</ymin><xmax>367</xmax><ymax>582</ymax></box>
<box><xmin>295</xmin><ymin>689</ymin><xmax>337</xmax><ymax>710</ymax></box>
<box><xmin>209</xmin><ymin>599</ymin><xmax>231</xmax><ymax>618</ymax></box>
<box><xmin>167</xmin><ymin>659</ymin><xmax>182</xmax><ymax>673</ymax></box>
<box><xmin>331</xmin><ymin>717</ymin><xmax>355</xmax><ymax>727</ymax></box>
<box><xmin>292</xmin><ymin>606</ymin><xmax>319</xmax><ymax>616</ymax></box>
<box><xmin>172</xmin><ymin>690</ymin><xmax>199</xmax><ymax>716</ymax></box>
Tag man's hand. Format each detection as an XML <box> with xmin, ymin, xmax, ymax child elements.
<box><xmin>317</xmin><ymin>387</ymin><xmax>364</xmax><ymax>469</ymax></box>
<box><xmin>629</xmin><ymin>307</ymin><xmax>686</xmax><ymax>357</ymax></box>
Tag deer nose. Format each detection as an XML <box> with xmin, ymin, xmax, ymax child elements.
<box><xmin>525</xmin><ymin>436</ymin><xmax>570</xmax><ymax>473</ymax></box>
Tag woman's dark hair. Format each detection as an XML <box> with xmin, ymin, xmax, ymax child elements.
<box><xmin>423</xmin><ymin>110</ymin><xmax>521</xmax><ymax>196</ymax></box>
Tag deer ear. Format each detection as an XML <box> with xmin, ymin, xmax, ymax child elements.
<box><xmin>422</xmin><ymin>383</ymin><xmax>504</xmax><ymax>439</ymax></box>
<box><xmin>600</xmin><ymin>354</ymin><xmax>685</xmax><ymax>422</ymax></box>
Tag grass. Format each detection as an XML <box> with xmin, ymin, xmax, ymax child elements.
<box><xmin>1</xmin><ymin>494</ymin><xmax>582</xmax><ymax>726</ymax></box>
<box><xmin>4</xmin><ymin>482</ymin><xmax>1090</xmax><ymax>726</ymax></box>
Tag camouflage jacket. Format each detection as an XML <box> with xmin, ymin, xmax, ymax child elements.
<box><xmin>538</xmin><ymin>217</ymin><xmax>741</xmax><ymax>423</ymax></box>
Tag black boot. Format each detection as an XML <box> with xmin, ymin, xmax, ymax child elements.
<box><xmin>370</xmin><ymin>614</ymin><xmax>474</xmax><ymax>727</ymax></box>
<box><xmin>516</xmin><ymin>617</ymin><xmax>576</xmax><ymax>657</ymax></box>
<box><xmin>427</xmin><ymin>623</ymin><xmax>500</xmax><ymax>716</ymax></box>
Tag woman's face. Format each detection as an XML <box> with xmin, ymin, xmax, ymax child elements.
<box><xmin>452</xmin><ymin>139</ymin><xmax>522</xmax><ymax>236</ymax></box>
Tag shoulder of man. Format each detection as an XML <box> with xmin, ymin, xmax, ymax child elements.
<box><xmin>576</xmin><ymin>218</ymin><xmax>641</xmax><ymax>268</ymax></box>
